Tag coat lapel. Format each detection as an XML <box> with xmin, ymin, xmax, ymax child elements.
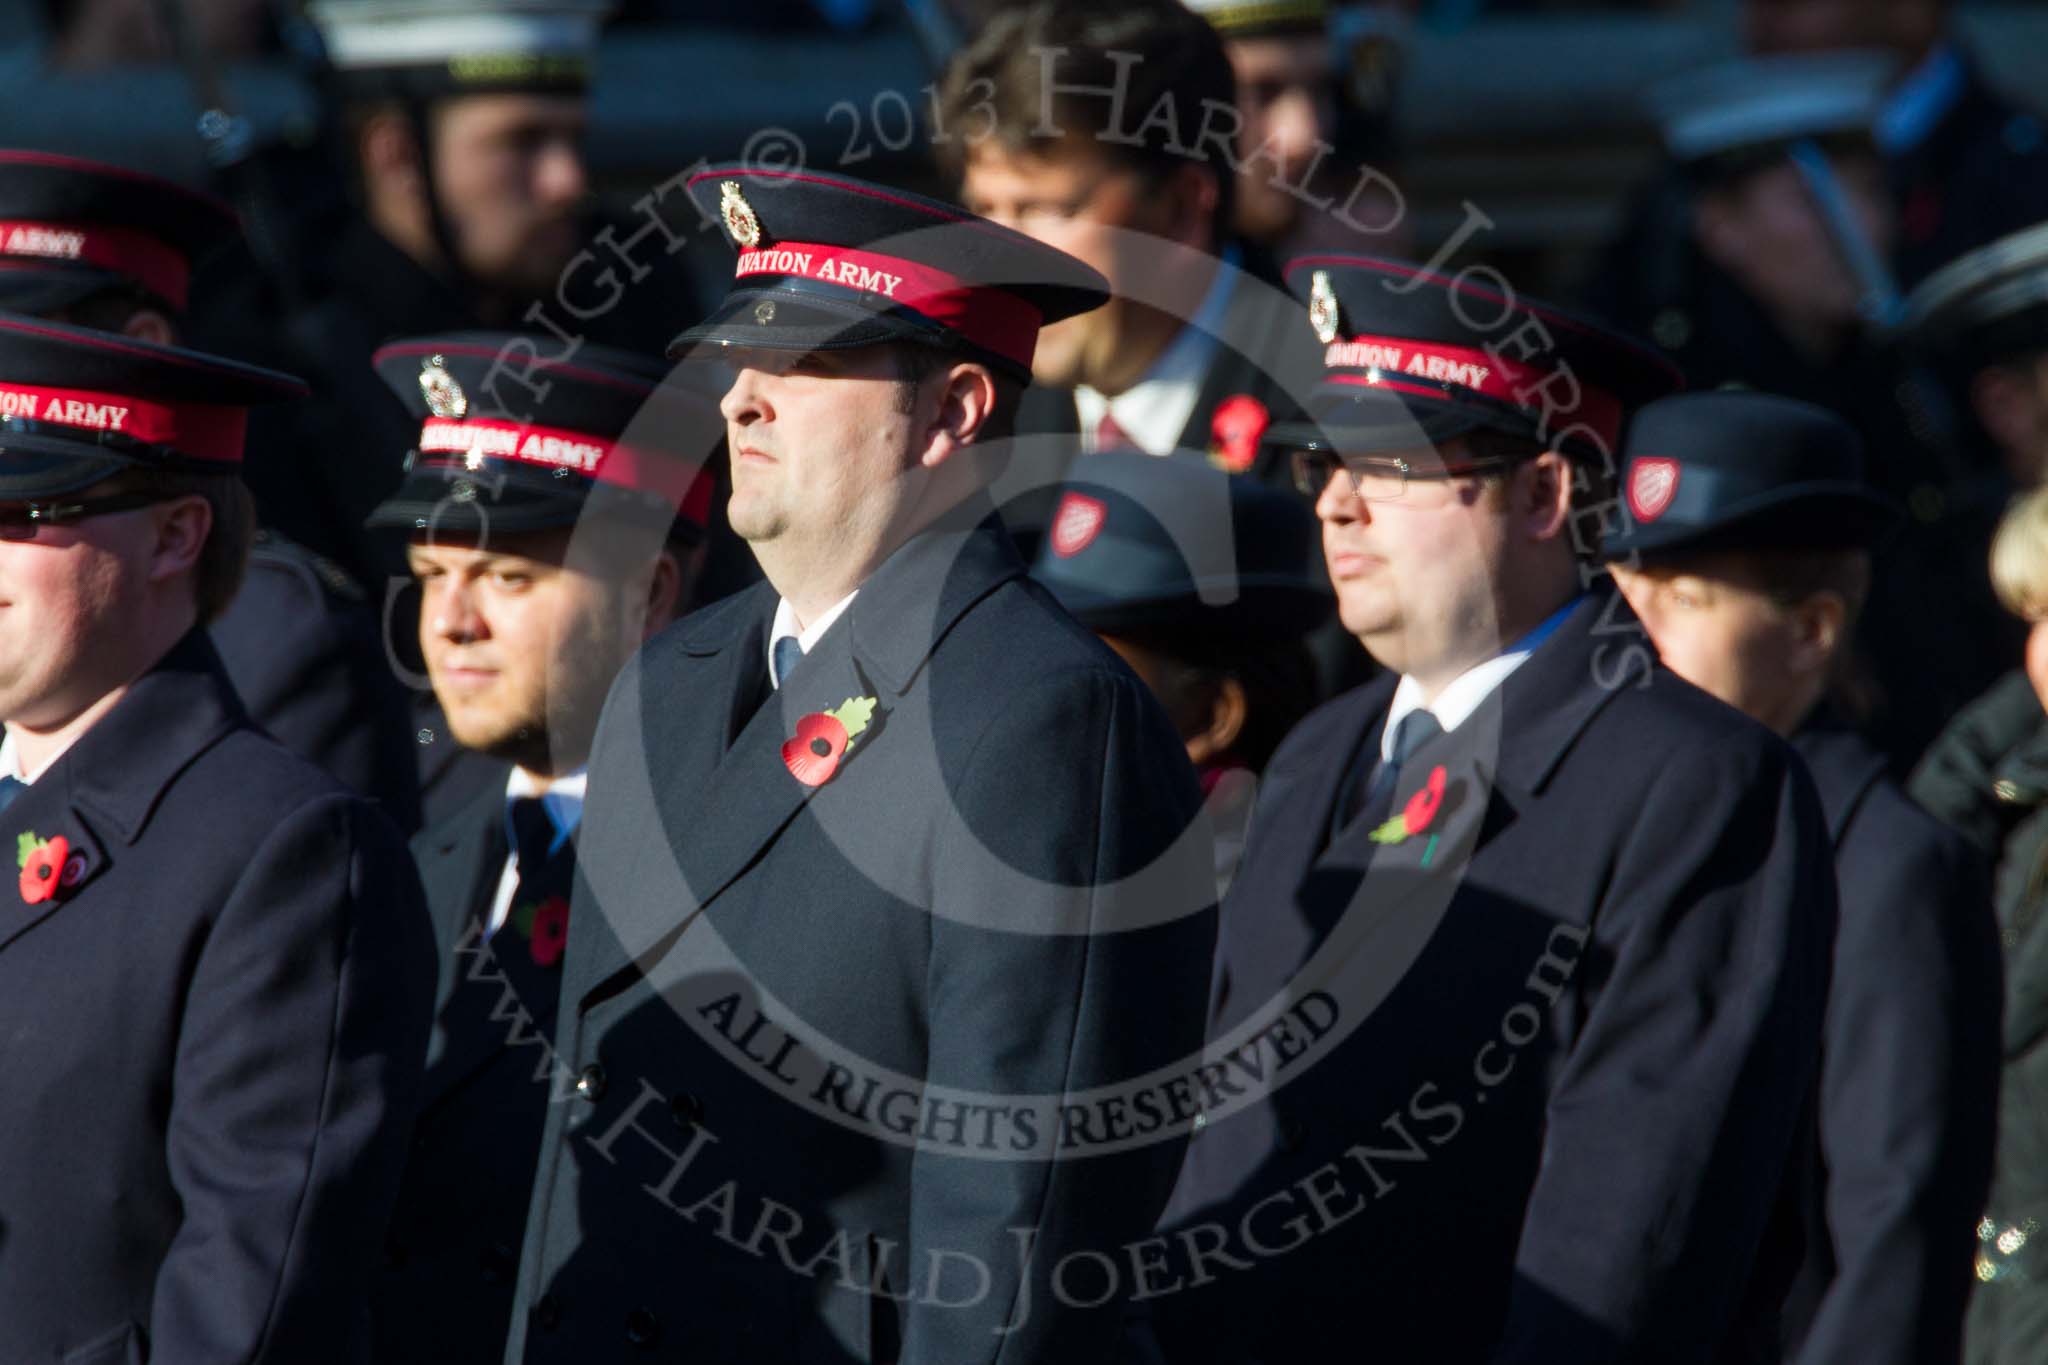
<box><xmin>416</xmin><ymin>789</ymin><xmax>523</xmax><ymax>1110</ymax></box>
<box><xmin>0</xmin><ymin>629</ymin><xmax>241</xmax><ymax>956</ymax></box>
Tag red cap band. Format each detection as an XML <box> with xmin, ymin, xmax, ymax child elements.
<box><xmin>0</xmin><ymin>220</ymin><xmax>191</xmax><ymax>311</ymax></box>
<box><xmin>1323</xmin><ymin>333</ymin><xmax>1624</xmax><ymax>450</ymax></box>
<box><xmin>733</xmin><ymin>241</ymin><xmax>1042</xmax><ymax>369</ymax></box>
<box><xmin>0</xmin><ymin>380</ymin><xmax>244</xmax><ymax>463</ymax></box>
<box><xmin>418</xmin><ymin>417</ymin><xmax>712</xmax><ymax>526</ymax></box>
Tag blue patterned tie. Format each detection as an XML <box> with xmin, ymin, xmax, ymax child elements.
<box><xmin>0</xmin><ymin>775</ymin><xmax>24</xmax><ymax>816</ymax></box>
<box><xmin>772</xmin><ymin>635</ymin><xmax>805</xmax><ymax>690</ymax></box>
<box><xmin>1336</xmin><ymin>709</ymin><xmax>1444</xmax><ymax>835</ymax></box>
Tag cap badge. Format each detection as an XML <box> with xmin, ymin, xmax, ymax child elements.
<box><xmin>754</xmin><ymin>299</ymin><xmax>777</xmax><ymax>325</ymax></box>
<box><xmin>1626</xmin><ymin>457</ymin><xmax>1681</xmax><ymax>525</ymax></box>
<box><xmin>722</xmin><ymin>181</ymin><xmax>762</xmax><ymax>249</ymax></box>
<box><xmin>1050</xmin><ymin>492</ymin><xmax>1108</xmax><ymax>559</ymax></box>
<box><xmin>1308</xmin><ymin>270</ymin><xmax>1341</xmax><ymax>344</ymax></box>
<box><xmin>419</xmin><ymin>355</ymin><xmax>468</xmax><ymax>420</ymax></box>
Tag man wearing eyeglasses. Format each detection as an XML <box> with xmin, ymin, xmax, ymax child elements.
<box><xmin>1146</xmin><ymin>256</ymin><xmax>1840</xmax><ymax>1364</ymax></box>
<box><xmin>0</xmin><ymin>317</ymin><xmax>435</xmax><ymax>1364</ymax></box>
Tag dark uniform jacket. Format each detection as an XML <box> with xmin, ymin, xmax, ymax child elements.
<box><xmin>505</xmin><ymin>510</ymin><xmax>1219</xmax><ymax>1364</ymax></box>
<box><xmin>377</xmin><ymin>774</ymin><xmax>583</xmax><ymax>1365</ymax></box>
<box><xmin>1781</xmin><ymin>715</ymin><xmax>2001</xmax><ymax>1365</ymax></box>
<box><xmin>0</xmin><ymin>628</ymin><xmax>435</xmax><ymax>1365</ymax></box>
<box><xmin>1150</xmin><ymin>593</ymin><xmax>1837</xmax><ymax>1364</ymax></box>
<box><xmin>211</xmin><ymin>529</ymin><xmax>423</xmax><ymax>832</ymax></box>
<box><xmin>1910</xmin><ymin>672</ymin><xmax>2048</xmax><ymax>1365</ymax></box>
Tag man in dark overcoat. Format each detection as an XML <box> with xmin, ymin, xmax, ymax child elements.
<box><xmin>503</xmin><ymin>166</ymin><xmax>1220</xmax><ymax>1363</ymax></box>
<box><xmin>365</xmin><ymin>333</ymin><xmax>717</xmax><ymax>1364</ymax></box>
<box><xmin>0</xmin><ymin>316</ymin><xmax>434</xmax><ymax>1363</ymax></box>
<box><xmin>1148</xmin><ymin>257</ymin><xmax>1840</xmax><ymax>1363</ymax></box>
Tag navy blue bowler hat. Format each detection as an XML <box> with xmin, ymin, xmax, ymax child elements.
<box><xmin>1263</xmin><ymin>254</ymin><xmax>1682</xmax><ymax>463</ymax></box>
<box><xmin>366</xmin><ymin>334</ymin><xmax>719</xmax><ymax>540</ymax></box>
<box><xmin>670</xmin><ymin>165</ymin><xmax>1110</xmax><ymax>382</ymax></box>
<box><xmin>1601</xmin><ymin>392</ymin><xmax>1900</xmax><ymax>558</ymax></box>
<box><xmin>1030</xmin><ymin>452</ymin><xmax>1333</xmax><ymax>645</ymax></box>
<box><xmin>0</xmin><ymin>311</ymin><xmax>305</xmax><ymax>500</ymax></box>
<box><xmin>0</xmin><ymin>150</ymin><xmax>238</xmax><ymax>317</ymax></box>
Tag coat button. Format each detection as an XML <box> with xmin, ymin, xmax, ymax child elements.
<box><xmin>533</xmin><ymin>1294</ymin><xmax>563</xmax><ymax>1331</ymax></box>
<box><xmin>670</xmin><ymin>1091</ymin><xmax>705</xmax><ymax>1131</ymax></box>
<box><xmin>575</xmin><ymin>1064</ymin><xmax>607</xmax><ymax>1103</ymax></box>
<box><xmin>625</xmin><ymin>1307</ymin><xmax>662</xmax><ymax>1348</ymax></box>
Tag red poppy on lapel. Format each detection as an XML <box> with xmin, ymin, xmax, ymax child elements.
<box><xmin>1209</xmin><ymin>393</ymin><xmax>1269</xmax><ymax>473</ymax></box>
<box><xmin>529</xmin><ymin>896</ymin><xmax>570</xmax><ymax>968</ymax></box>
<box><xmin>18</xmin><ymin>833</ymin><xmax>69</xmax><ymax>905</ymax></box>
<box><xmin>1368</xmin><ymin>764</ymin><xmax>1449</xmax><ymax>847</ymax></box>
<box><xmin>782</xmin><ymin>696</ymin><xmax>878</xmax><ymax>788</ymax></box>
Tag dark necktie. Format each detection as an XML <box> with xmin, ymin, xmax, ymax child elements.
<box><xmin>0</xmin><ymin>775</ymin><xmax>24</xmax><ymax>816</ymax></box>
<box><xmin>772</xmin><ymin>634</ymin><xmax>804</xmax><ymax>690</ymax></box>
<box><xmin>1334</xmin><ymin>708</ymin><xmax>1444</xmax><ymax>837</ymax></box>
<box><xmin>499</xmin><ymin>797</ymin><xmax>576</xmax><ymax>970</ymax></box>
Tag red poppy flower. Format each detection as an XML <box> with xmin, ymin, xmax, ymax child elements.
<box><xmin>1402</xmin><ymin>765</ymin><xmax>1447</xmax><ymax>836</ymax></box>
<box><xmin>529</xmin><ymin>896</ymin><xmax>570</xmax><ymax>968</ymax></box>
<box><xmin>20</xmin><ymin>835</ymin><xmax>68</xmax><ymax>905</ymax></box>
<box><xmin>782</xmin><ymin>711</ymin><xmax>849</xmax><ymax>787</ymax></box>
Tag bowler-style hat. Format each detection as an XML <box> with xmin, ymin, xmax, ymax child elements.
<box><xmin>1601</xmin><ymin>391</ymin><xmax>1899</xmax><ymax>557</ymax></box>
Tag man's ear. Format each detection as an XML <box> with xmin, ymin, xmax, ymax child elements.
<box><xmin>1513</xmin><ymin>451</ymin><xmax>1575</xmax><ymax>544</ymax></box>
<box><xmin>1184</xmin><ymin>675</ymin><xmax>1248</xmax><ymax>768</ymax></box>
<box><xmin>146</xmin><ymin>495</ymin><xmax>212</xmax><ymax>588</ymax></box>
<box><xmin>640</xmin><ymin>547</ymin><xmax>691</xmax><ymax>639</ymax></box>
<box><xmin>1789</xmin><ymin>589</ymin><xmax>1848</xmax><ymax>679</ymax></box>
<box><xmin>918</xmin><ymin>363</ymin><xmax>999</xmax><ymax>470</ymax></box>
<box><xmin>1161</xmin><ymin>161</ymin><xmax>1222</xmax><ymax>252</ymax></box>
<box><xmin>359</xmin><ymin>108</ymin><xmax>426</xmax><ymax>202</ymax></box>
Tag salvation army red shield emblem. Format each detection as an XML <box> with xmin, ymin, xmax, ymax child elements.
<box><xmin>1050</xmin><ymin>492</ymin><xmax>1108</xmax><ymax>559</ymax></box>
<box><xmin>1626</xmin><ymin>457</ymin><xmax>1680</xmax><ymax>524</ymax></box>
<box><xmin>1209</xmin><ymin>394</ymin><xmax>1269</xmax><ymax>473</ymax></box>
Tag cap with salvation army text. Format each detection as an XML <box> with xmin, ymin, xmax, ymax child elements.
<box><xmin>1262</xmin><ymin>254</ymin><xmax>1682</xmax><ymax>462</ymax></box>
<box><xmin>0</xmin><ymin>312</ymin><xmax>306</xmax><ymax>500</ymax></box>
<box><xmin>0</xmin><ymin>150</ymin><xmax>238</xmax><ymax>317</ymax></box>
<box><xmin>1601</xmin><ymin>392</ymin><xmax>1899</xmax><ymax>558</ymax></box>
<box><xmin>364</xmin><ymin>334</ymin><xmax>719</xmax><ymax>539</ymax></box>
<box><xmin>670</xmin><ymin>165</ymin><xmax>1109</xmax><ymax>381</ymax></box>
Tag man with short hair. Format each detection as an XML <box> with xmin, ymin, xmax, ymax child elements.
<box><xmin>943</xmin><ymin>0</ymin><xmax>1321</xmax><ymax>488</ymax></box>
<box><xmin>1904</xmin><ymin>221</ymin><xmax>2048</xmax><ymax>488</ymax></box>
<box><xmin>366</xmin><ymin>334</ymin><xmax>717</xmax><ymax>1365</ymax></box>
<box><xmin>0</xmin><ymin>146</ymin><xmax>423</xmax><ymax>827</ymax></box>
<box><xmin>505</xmin><ymin>164</ymin><xmax>1218</xmax><ymax>1363</ymax></box>
<box><xmin>0</xmin><ymin>315</ymin><xmax>435</xmax><ymax>1364</ymax></box>
<box><xmin>1605</xmin><ymin>391</ymin><xmax>2001</xmax><ymax>1365</ymax></box>
<box><xmin>1151</xmin><ymin>257</ymin><xmax>1838</xmax><ymax>1363</ymax></box>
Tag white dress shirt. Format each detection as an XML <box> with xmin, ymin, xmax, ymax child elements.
<box><xmin>768</xmin><ymin>589</ymin><xmax>859</xmax><ymax>688</ymax></box>
<box><xmin>1073</xmin><ymin>250</ymin><xmax>1239</xmax><ymax>457</ymax></box>
<box><xmin>0</xmin><ymin>727</ymin><xmax>78</xmax><ymax>786</ymax></box>
<box><xmin>1379</xmin><ymin>599</ymin><xmax>1580</xmax><ymax>763</ymax></box>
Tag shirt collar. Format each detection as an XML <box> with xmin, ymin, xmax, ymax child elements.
<box><xmin>0</xmin><ymin>725</ymin><xmax>82</xmax><ymax>786</ymax></box>
<box><xmin>769</xmin><ymin>589</ymin><xmax>859</xmax><ymax>688</ymax></box>
<box><xmin>1073</xmin><ymin>248</ymin><xmax>1239</xmax><ymax>456</ymax></box>
<box><xmin>1876</xmin><ymin>41</ymin><xmax>1965</xmax><ymax>154</ymax></box>
<box><xmin>505</xmin><ymin>765</ymin><xmax>588</xmax><ymax>855</ymax></box>
<box><xmin>1380</xmin><ymin>596</ymin><xmax>1581</xmax><ymax>763</ymax></box>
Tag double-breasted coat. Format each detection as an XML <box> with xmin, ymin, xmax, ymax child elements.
<box><xmin>504</xmin><ymin>511</ymin><xmax>1220</xmax><ymax>1363</ymax></box>
<box><xmin>0</xmin><ymin>629</ymin><xmax>436</xmax><ymax>1364</ymax></box>
<box><xmin>1149</xmin><ymin>593</ymin><xmax>1838</xmax><ymax>1364</ymax></box>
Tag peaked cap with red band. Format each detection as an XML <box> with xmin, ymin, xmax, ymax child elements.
<box><xmin>0</xmin><ymin>311</ymin><xmax>306</xmax><ymax>499</ymax></box>
<box><xmin>365</xmin><ymin>333</ymin><xmax>719</xmax><ymax>539</ymax></box>
<box><xmin>0</xmin><ymin>150</ymin><xmax>239</xmax><ymax>317</ymax></box>
<box><xmin>1265</xmin><ymin>254</ymin><xmax>1682</xmax><ymax>462</ymax></box>
<box><xmin>670</xmin><ymin>165</ymin><xmax>1109</xmax><ymax>380</ymax></box>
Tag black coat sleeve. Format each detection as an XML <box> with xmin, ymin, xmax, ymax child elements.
<box><xmin>1490</xmin><ymin>736</ymin><xmax>1837</xmax><ymax>1364</ymax></box>
<box><xmin>147</xmin><ymin>794</ymin><xmax>436</xmax><ymax>1364</ymax></box>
